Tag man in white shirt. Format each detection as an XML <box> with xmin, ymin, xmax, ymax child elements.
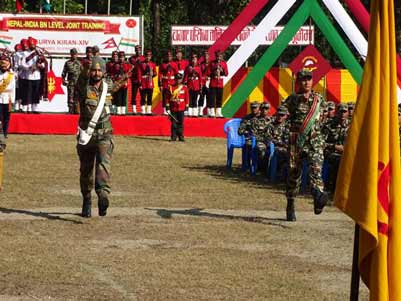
<box><xmin>0</xmin><ymin>54</ymin><xmax>15</xmax><ymax>137</ymax></box>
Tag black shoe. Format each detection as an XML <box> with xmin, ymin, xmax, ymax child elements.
<box><xmin>286</xmin><ymin>198</ymin><xmax>296</xmax><ymax>221</ymax></box>
<box><xmin>81</xmin><ymin>199</ymin><xmax>92</xmax><ymax>218</ymax></box>
<box><xmin>178</xmin><ymin>136</ymin><xmax>185</xmax><ymax>142</ymax></box>
<box><xmin>98</xmin><ymin>197</ymin><xmax>109</xmax><ymax>216</ymax></box>
<box><xmin>312</xmin><ymin>190</ymin><xmax>328</xmax><ymax>215</ymax></box>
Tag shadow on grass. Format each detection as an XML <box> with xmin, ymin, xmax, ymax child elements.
<box><xmin>126</xmin><ymin>136</ymin><xmax>169</xmax><ymax>142</ymax></box>
<box><xmin>182</xmin><ymin>164</ymin><xmax>286</xmax><ymax>193</ymax></box>
<box><xmin>0</xmin><ymin>207</ymin><xmax>83</xmax><ymax>224</ymax></box>
<box><xmin>146</xmin><ymin>207</ymin><xmax>289</xmax><ymax>228</ymax></box>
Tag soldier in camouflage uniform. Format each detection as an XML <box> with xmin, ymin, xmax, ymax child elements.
<box><xmin>264</xmin><ymin>105</ymin><xmax>290</xmax><ymax>181</ymax></box>
<box><xmin>347</xmin><ymin>102</ymin><xmax>355</xmax><ymax>122</ymax></box>
<box><xmin>254</xmin><ymin>102</ymin><xmax>272</xmax><ymax>170</ymax></box>
<box><xmin>282</xmin><ymin>69</ymin><xmax>328</xmax><ymax>221</ymax></box>
<box><xmin>238</xmin><ymin>102</ymin><xmax>261</xmax><ymax>144</ymax></box>
<box><xmin>62</xmin><ymin>48</ymin><xmax>82</xmax><ymax>114</ymax></box>
<box><xmin>322</xmin><ymin>103</ymin><xmax>349</xmax><ymax>196</ymax></box>
<box><xmin>76</xmin><ymin>57</ymin><xmax>114</xmax><ymax>218</ymax></box>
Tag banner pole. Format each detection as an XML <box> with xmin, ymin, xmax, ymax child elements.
<box><xmin>108</xmin><ymin>0</ymin><xmax>111</xmax><ymax>15</ymax></box>
<box><xmin>350</xmin><ymin>224</ymin><xmax>360</xmax><ymax>301</ymax></box>
<box><xmin>85</xmin><ymin>0</ymin><xmax>87</xmax><ymax>14</ymax></box>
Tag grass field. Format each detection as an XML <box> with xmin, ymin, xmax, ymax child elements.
<box><xmin>0</xmin><ymin>135</ymin><xmax>368</xmax><ymax>300</ymax></box>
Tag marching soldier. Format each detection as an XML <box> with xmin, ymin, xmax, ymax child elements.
<box><xmin>158</xmin><ymin>50</ymin><xmax>178</xmax><ymax>115</ymax></box>
<box><xmin>264</xmin><ymin>105</ymin><xmax>290</xmax><ymax>181</ymax></box>
<box><xmin>166</xmin><ymin>73</ymin><xmax>189</xmax><ymax>142</ymax></box>
<box><xmin>61</xmin><ymin>48</ymin><xmax>81</xmax><ymax>114</ymax></box>
<box><xmin>0</xmin><ymin>54</ymin><xmax>15</xmax><ymax>138</ymax></box>
<box><xmin>128</xmin><ymin>45</ymin><xmax>145</xmax><ymax>114</ymax></box>
<box><xmin>207</xmin><ymin>50</ymin><xmax>228</xmax><ymax>118</ymax></box>
<box><xmin>138</xmin><ymin>49</ymin><xmax>156</xmax><ymax>115</ymax></box>
<box><xmin>322</xmin><ymin>103</ymin><xmax>350</xmax><ymax>196</ymax></box>
<box><xmin>76</xmin><ymin>57</ymin><xmax>115</xmax><ymax>218</ymax></box>
<box><xmin>199</xmin><ymin>49</ymin><xmax>210</xmax><ymax>117</ymax></box>
<box><xmin>184</xmin><ymin>53</ymin><xmax>202</xmax><ymax>117</ymax></box>
<box><xmin>282</xmin><ymin>69</ymin><xmax>328</xmax><ymax>221</ymax></box>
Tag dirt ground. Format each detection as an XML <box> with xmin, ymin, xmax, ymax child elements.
<box><xmin>0</xmin><ymin>135</ymin><xmax>368</xmax><ymax>300</ymax></box>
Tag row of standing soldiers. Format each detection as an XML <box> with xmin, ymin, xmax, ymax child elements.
<box><xmin>238</xmin><ymin>69</ymin><xmax>355</xmax><ymax>221</ymax></box>
<box><xmin>62</xmin><ymin>46</ymin><xmax>228</xmax><ymax>117</ymax></box>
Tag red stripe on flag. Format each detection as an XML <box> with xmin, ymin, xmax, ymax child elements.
<box><xmin>207</xmin><ymin>0</ymin><xmax>270</xmax><ymax>61</ymax></box>
<box><xmin>264</xmin><ymin>68</ymin><xmax>280</xmax><ymax>115</ymax></box>
<box><xmin>378</xmin><ymin>221</ymin><xmax>389</xmax><ymax>236</ymax></box>
<box><xmin>16</xmin><ymin>0</ymin><xmax>24</xmax><ymax>12</ymax></box>
<box><xmin>326</xmin><ymin>70</ymin><xmax>341</xmax><ymax>102</ymax></box>
<box><xmin>232</xmin><ymin>67</ymin><xmax>249</xmax><ymax>118</ymax></box>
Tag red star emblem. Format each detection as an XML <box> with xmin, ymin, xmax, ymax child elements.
<box><xmin>47</xmin><ymin>69</ymin><xmax>64</xmax><ymax>102</ymax></box>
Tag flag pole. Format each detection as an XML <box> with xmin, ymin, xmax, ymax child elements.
<box><xmin>84</xmin><ymin>0</ymin><xmax>87</xmax><ymax>14</ymax></box>
<box><xmin>63</xmin><ymin>0</ymin><xmax>66</xmax><ymax>14</ymax></box>
<box><xmin>350</xmin><ymin>224</ymin><xmax>360</xmax><ymax>301</ymax></box>
<box><xmin>107</xmin><ymin>0</ymin><xmax>111</xmax><ymax>15</ymax></box>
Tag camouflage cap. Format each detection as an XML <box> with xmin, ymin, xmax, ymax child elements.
<box><xmin>327</xmin><ymin>101</ymin><xmax>336</xmax><ymax>110</ymax></box>
<box><xmin>277</xmin><ymin>105</ymin><xmax>289</xmax><ymax>115</ymax></box>
<box><xmin>296</xmin><ymin>69</ymin><xmax>312</xmax><ymax>80</ymax></box>
<box><xmin>90</xmin><ymin>57</ymin><xmax>106</xmax><ymax>73</ymax></box>
<box><xmin>260</xmin><ymin>102</ymin><xmax>270</xmax><ymax>109</ymax></box>
<box><xmin>336</xmin><ymin>103</ymin><xmax>348</xmax><ymax>112</ymax></box>
<box><xmin>347</xmin><ymin>102</ymin><xmax>355</xmax><ymax>109</ymax></box>
<box><xmin>70</xmin><ymin>48</ymin><xmax>78</xmax><ymax>55</ymax></box>
<box><xmin>250</xmin><ymin>102</ymin><xmax>260</xmax><ymax>109</ymax></box>
<box><xmin>92</xmin><ymin>45</ymin><xmax>100</xmax><ymax>53</ymax></box>
<box><xmin>85</xmin><ymin>46</ymin><xmax>93</xmax><ymax>53</ymax></box>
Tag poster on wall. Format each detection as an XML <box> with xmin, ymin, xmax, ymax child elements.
<box><xmin>0</xmin><ymin>13</ymin><xmax>143</xmax><ymax>55</ymax></box>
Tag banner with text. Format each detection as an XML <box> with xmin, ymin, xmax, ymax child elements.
<box><xmin>0</xmin><ymin>13</ymin><xmax>142</xmax><ymax>55</ymax></box>
<box><xmin>171</xmin><ymin>25</ymin><xmax>314</xmax><ymax>46</ymax></box>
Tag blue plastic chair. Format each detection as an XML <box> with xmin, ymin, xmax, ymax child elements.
<box><xmin>224</xmin><ymin>119</ymin><xmax>246</xmax><ymax>169</ymax></box>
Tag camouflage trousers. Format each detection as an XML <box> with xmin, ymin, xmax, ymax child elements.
<box><xmin>77</xmin><ymin>136</ymin><xmax>114</xmax><ymax>201</ymax></box>
<box><xmin>67</xmin><ymin>83</ymin><xmax>79</xmax><ymax>114</ymax></box>
<box><xmin>286</xmin><ymin>147</ymin><xmax>324</xmax><ymax>199</ymax></box>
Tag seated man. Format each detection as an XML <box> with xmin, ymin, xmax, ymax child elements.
<box><xmin>264</xmin><ymin>105</ymin><xmax>290</xmax><ymax>181</ymax></box>
<box><xmin>322</xmin><ymin>103</ymin><xmax>350</xmax><ymax>196</ymax></box>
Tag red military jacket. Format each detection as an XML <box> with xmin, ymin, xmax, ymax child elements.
<box><xmin>184</xmin><ymin>64</ymin><xmax>202</xmax><ymax>91</ymax></box>
<box><xmin>110</xmin><ymin>62</ymin><xmax>132</xmax><ymax>89</ymax></box>
<box><xmin>158</xmin><ymin>61</ymin><xmax>178</xmax><ymax>89</ymax></box>
<box><xmin>174</xmin><ymin>59</ymin><xmax>189</xmax><ymax>74</ymax></box>
<box><xmin>137</xmin><ymin>60</ymin><xmax>157</xmax><ymax>89</ymax></box>
<box><xmin>207</xmin><ymin>60</ymin><xmax>228</xmax><ymax>88</ymax></box>
<box><xmin>200</xmin><ymin>61</ymin><xmax>209</xmax><ymax>87</ymax></box>
<box><xmin>166</xmin><ymin>84</ymin><xmax>189</xmax><ymax>112</ymax></box>
<box><xmin>128</xmin><ymin>54</ymin><xmax>145</xmax><ymax>84</ymax></box>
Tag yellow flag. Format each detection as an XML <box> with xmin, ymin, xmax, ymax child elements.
<box><xmin>334</xmin><ymin>0</ymin><xmax>401</xmax><ymax>300</ymax></box>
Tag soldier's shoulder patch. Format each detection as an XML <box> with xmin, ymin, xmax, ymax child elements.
<box><xmin>87</xmin><ymin>91</ymin><xmax>97</xmax><ymax>99</ymax></box>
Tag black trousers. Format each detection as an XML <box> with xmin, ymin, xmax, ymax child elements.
<box><xmin>162</xmin><ymin>89</ymin><xmax>170</xmax><ymax>107</ymax></box>
<box><xmin>0</xmin><ymin>104</ymin><xmax>11</xmax><ymax>137</ymax></box>
<box><xmin>131</xmin><ymin>81</ymin><xmax>140</xmax><ymax>106</ymax></box>
<box><xmin>199</xmin><ymin>86</ymin><xmax>209</xmax><ymax>108</ymax></box>
<box><xmin>140</xmin><ymin>88</ymin><xmax>153</xmax><ymax>106</ymax></box>
<box><xmin>22</xmin><ymin>79</ymin><xmax>41</xmax><ymax>105</ymax></box>
<box><xmin>113</xmin><ymin>88</ymin><xmax>127</xmax><ymax>107</ymax></box>
<box><xmin>209</xmin><ymin>87</ymin><xmax>223</xmax><ymax>108</ymax></box>
<box><xmin>170</xmin><ymin>111</ymin><xmax>184</xmax><ymax>139</ymax></box>
<box><xmin>189</xmin><ymin>90</ymin><xmax>199</xmax><ymax>108</ymax></box>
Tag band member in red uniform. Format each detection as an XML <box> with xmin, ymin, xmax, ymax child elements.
<box><xmin>106</xmin><ymin>51</ymin><xmax>119</xmax><ymax>75</ymax></box>
<box><xmin>207</xmin><ymin>49</ymin><xmax>228</xmax><ymax>118</ymax></box>
<box><xmin>174</xmin><ymin>48</ymin><xmax>189</xmax><ymax>75</ymax></box>
<box><xmin>110</xmin><ymin>51</ymin><xmax>131</xmax><ymax>115</ymax></box>
<box><xmin>158</xmin><ymin>50</ymin><xmax>178</xmax><ymax>115</ymax></box>
<box><xmin>184</xmin><ymin>53</ymin><xmax>202</xmax><ymax>117</ymax></box>
<box><xmin>199</xmin><ymin>49</ymin><xmax>210</xmax><ymax>117</ymax></box>
<box><xmin>138</xmin><ymin>49</ymin><xmax>156</xmax><ymax>115</ymax></box>
<box><xmin>166</xmin><ymin>73</ymin><xmax>189</xmax><ymax>142</ymax></box>
<box><xmin>128</xmin><ymin>45</ymin><xmax>145</xmax><ymax>114</ymax></box>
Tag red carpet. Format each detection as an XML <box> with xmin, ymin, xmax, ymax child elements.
<box><xmin>8</xmin><ymin>113</ymin><xmax>229</xmax><ymax>138</ymax></box>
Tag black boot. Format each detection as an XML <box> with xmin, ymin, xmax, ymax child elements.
<box><xmin>286</xmin><ymin>198</ymin><xmax>296</xmax><ymax>221</ymax></box>
<box><xmin>98</xmin><ymin>192</ymin><xmax>109</xmax><ymax>217</ymax></box>
<box><xmin>312</xmin><ymin>189</ymin><xmax>328</xmax><ymax>215</ymax></box>
<box><xmin>81</xmin><ymin>198</ymin><xmax>92</xmax><ymax>218</ymax></box>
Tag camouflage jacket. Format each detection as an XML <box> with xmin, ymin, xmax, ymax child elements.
<box><xmin>282</xmin><ymin>91</ymin><xmax>326</xmax><ymax>152</ymax></box>
<box><xmin>77</xmin><ymin>76</ymin><xmax>114</xmax><ymax>137</ymax></box>
<box><xmin>322</xmin><ymin>117</ymin><xmax>349</xmax><ymax>156</ymax></box>
<box><xmin>62</xmin><ymin>59</ymin><xmax>82</xmax><ymax>83</ymax></box>
<box><xmin>238</xmin><ymin>114</ymin><xmax>269</xmax><ymax>143</ymax></box>
<box><xmin>263</xmin><ymin>120</ymin><xmax>289</xmax><ymax>152</ymax></box>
